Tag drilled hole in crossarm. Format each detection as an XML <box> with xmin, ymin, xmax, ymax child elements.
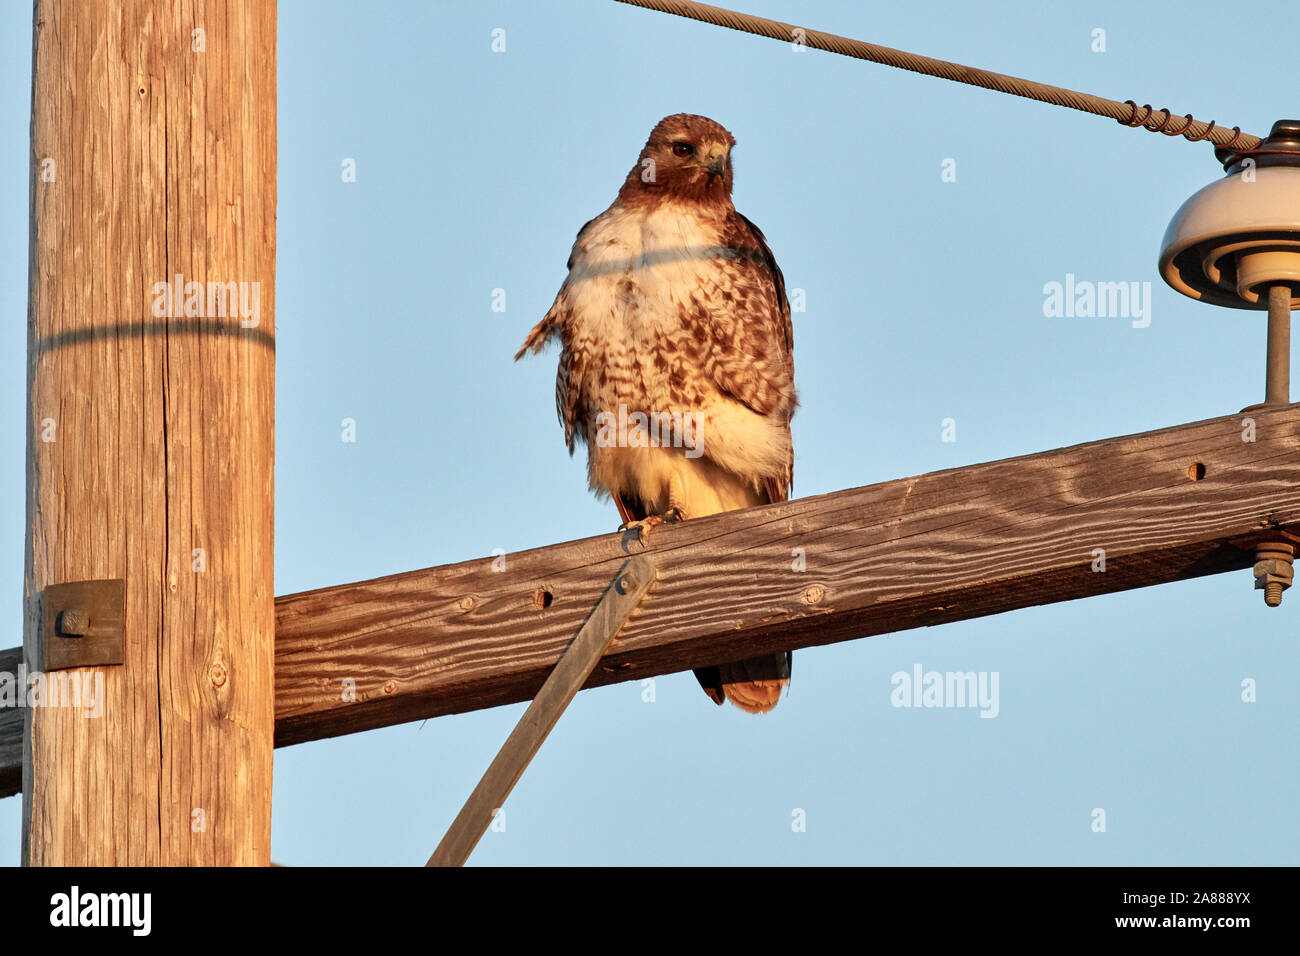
<box><xmin>533</xmin><ymin>589</ymin><xmax>554</xmax><ymax>610</ymax></box>
<box><xmin>1188</xmin><ymin>462</ymin><xmax>1206</xmax><ymax>481</ymax></box>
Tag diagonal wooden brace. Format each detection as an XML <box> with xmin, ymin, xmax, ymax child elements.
<box><xmin>427</xmin><ymin>555</ymin><xmax>656</xmax><ymax>867</ymax></box>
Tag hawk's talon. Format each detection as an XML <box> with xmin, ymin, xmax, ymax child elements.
<box><xmin>620</xmin><ymin>515</ymin><xmax>664</xmax><ymax>541</ymax></box>
<box><xmin>619</xmin><ymin>508</ymin><xmax>687</xmax><ymax>542</ymax></box>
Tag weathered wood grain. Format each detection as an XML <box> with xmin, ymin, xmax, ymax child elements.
<box><xmin>22</xmin><ymin>1</ymin><xmax>276</xmax><ymax>863</ymax></box>
<box><xmin>1</xmin><ymin>408</ymin><xmax>1295</xmax><ymax>799</ymax></box>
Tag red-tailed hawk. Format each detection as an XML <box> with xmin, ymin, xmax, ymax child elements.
<box><xmin>516</xmin><ymin>114</ymin><xmax>796</xmax><ymax>713</ymax></box>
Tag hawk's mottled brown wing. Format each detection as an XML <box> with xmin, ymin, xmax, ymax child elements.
<box><xmin>719</xmin><ymin>211</ymin><xmax>795</xmax><ymax>501</ymax></box>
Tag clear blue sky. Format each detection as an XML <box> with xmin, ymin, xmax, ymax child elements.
<box><xmin>1</xmin><ymin>0</ymin><xmax>1297</xmax><ymax>865</ymax></box>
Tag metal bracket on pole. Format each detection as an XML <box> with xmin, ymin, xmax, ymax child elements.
<box><xmin>427</xmin><ymin>555</ymin><xmax>656</xmax><ymax>867</ymax></box>
<box><xmin>41</xmin><ymin>579</ymin><xmax>125</xmax><ymax>671</ymax></box>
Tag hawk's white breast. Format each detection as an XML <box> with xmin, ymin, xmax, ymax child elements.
<box><xmin>561</xmin><ymin>200</ymin><xmax>792</xmax><ymax>515</ymax></box>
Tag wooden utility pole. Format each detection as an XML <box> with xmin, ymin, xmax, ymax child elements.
<box><xmin>23</xmin><ymin>1</ymin><xmax>276</xmax><ymax>864</ymax></box>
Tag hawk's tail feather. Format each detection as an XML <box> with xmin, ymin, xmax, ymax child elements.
<box><xmin>694</xmin><ymin>652</ymin><xmax>790</xmax><ymax>714</ymax></box>
<box><xmin>693</xmin><ymin>665</ymin><xmax>726</xmax><ymax>706</ymax></box>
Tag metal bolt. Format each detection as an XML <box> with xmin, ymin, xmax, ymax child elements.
<box><xmin>56</xmin><ymin>608</ymin><xmax>89</xmax><ymax>636</ymax></box>
<box><xmin>1263</xmin><ymin>284</ymin><xmax>1292</xmax><ymax>407</ymax></box>
<box><xmin>1253</xmin><ymin>542</ymin><xmax>1295</xmax><ymax>607</ymax></box>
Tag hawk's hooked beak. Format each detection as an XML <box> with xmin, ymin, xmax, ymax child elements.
<box><xmin>701</xmin><ymin>144</ymin><xmax>728</xmax><ymax>177</ymax></box>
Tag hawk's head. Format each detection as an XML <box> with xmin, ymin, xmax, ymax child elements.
<box><xmin>620</xmin><ymin>113</ymin><xmax>736</xmax><ymax>206</ymax></box>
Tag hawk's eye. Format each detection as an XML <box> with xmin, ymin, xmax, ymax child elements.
<box><xmin>671</xmin><ymin>142</ymin><xmax>694</xmax><ymax>157</ymax></box>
